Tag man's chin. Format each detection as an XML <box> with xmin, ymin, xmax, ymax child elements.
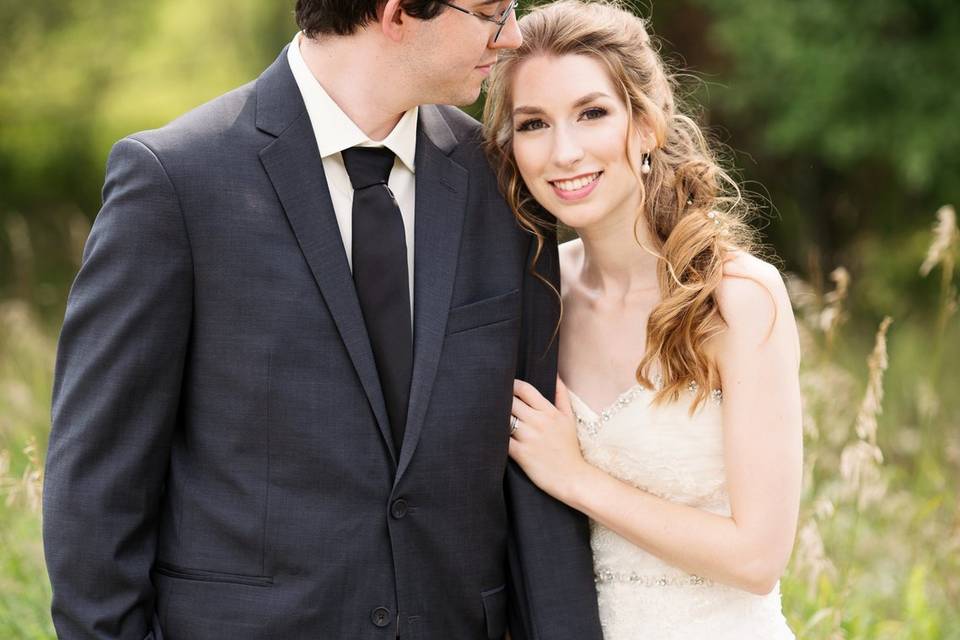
<box><xmin>438</xmin><ymin>84</ymin><xmax>483</xmax><ymax>108</ymax></box>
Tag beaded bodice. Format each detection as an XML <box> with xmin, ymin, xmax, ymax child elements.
<box><xmin>569</xmin><ymin>380</ymin><xmax>794</xmax><ymax>639</ymax></box>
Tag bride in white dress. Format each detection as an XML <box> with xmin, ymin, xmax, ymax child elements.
<box><xmin>482</xmin><ymin>2</ymin><xmax>802</xmax><ymax>638</ymax></box>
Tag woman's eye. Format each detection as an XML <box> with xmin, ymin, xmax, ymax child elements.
<box><xmin>515</xmin><ymin>119</ymin><xmax>547</xmax><ymax>132</ymax></box>
<box><xmin>581</xmin><ymin>107</ymin><xmax>608</xmax><ymax>120</ymax></box>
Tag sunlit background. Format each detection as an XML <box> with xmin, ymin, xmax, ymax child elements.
<box><xmin>1</xmin><ymin>1</ymin><xmax>958</xmax><ymax>637</ymax></box>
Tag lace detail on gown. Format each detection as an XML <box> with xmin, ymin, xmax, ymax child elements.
<box><xmin>570</xmin><ymin>382</ymin><xmax>795</xmax><ymax>640</ymax></box>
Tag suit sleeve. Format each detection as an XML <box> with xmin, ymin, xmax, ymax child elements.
<box><xmin>505</xmin><ymin>230</ymin><xmax>604</xmax><ymax>640</ymax></box>
<box><xmin>43</xmin><ymin>137</ymin><xmax>193</xmax><ymax>639</ymax></box>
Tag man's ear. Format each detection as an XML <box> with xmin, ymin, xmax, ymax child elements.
<box><xmin>379</xmin><ymin>0</ymin><xmax>408</xmax><ymax>42</ymax></box>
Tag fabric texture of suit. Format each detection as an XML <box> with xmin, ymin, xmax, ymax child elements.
<box><xmin>43</xmin><ymin>47</ymin><xmax>603</xmax><ymax>640</ymax></box>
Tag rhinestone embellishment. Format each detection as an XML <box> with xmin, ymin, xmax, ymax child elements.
<box><xmin>687</xmin><ymin>381</ymin><xmax>724</xmax><ymax>403</ymax></box>
<box><xmin>575</xmin><ymin>386</ymin><xmax>646</xmax><ymax>436</ymax></box>
<box><xmin>575</xmin><ymin>376</ymin><xmax>722</xmax><ymax>437</ymax></box>
<box><xmin>594</xmin><ymin>568</ymin><xmax>713</xmax><ymax>587</ymax></box>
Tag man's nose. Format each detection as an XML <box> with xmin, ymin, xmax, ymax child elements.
<box><xmin>490</xmin><ymin>10</ymin><xmax>522</xmax><ymax>49</ymax></box>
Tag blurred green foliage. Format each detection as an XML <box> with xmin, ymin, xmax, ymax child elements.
<box><xmin>653</xmin><ymin>0</ymin><xmax>960</xmax><ymax>318</ymax></box>
<box><xmin>0</xmin><ymin>0</ymin><xmax>292</xmax><ymax>312</ymax></box>
<box><xmin>3</xmin><ymin>0</ymin><xmax>958</xmax><ymax>319</ymax></box>
<box><xmin>0</xmin><ymin>1</ymin><xmax>958</xmax><ymax>638</ymax></box>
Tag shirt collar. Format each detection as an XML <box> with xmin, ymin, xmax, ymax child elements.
<box><xmin>286</xmin><ymin>32</ymin><xmax>418</xmax><ymax>172</ymax></box>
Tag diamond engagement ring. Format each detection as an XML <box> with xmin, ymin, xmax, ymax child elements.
<box><xmin>509</xmin><ymin>415</ymin><xmax>519</xmax><ymax>435</ymax></box>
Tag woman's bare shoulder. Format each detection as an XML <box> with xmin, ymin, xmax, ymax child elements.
<box><xmin>714</xmin><ymin>252</ymin><xmax>795</xmax><ymax>348</ymax></box>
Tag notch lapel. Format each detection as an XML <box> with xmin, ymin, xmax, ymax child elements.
<box><xmin>395</xmin><ymin>105</ymin><xmax>468</xmax><ymax>482</ymax></box>
<box><xmin>255</xmin><ymin>49</ymin><xmax>396</xmax><ymax>463</ymax></box>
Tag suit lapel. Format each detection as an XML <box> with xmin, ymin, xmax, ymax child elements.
<box><xmin>255</xmin><ymin>49</ymin><xmax>396</xmax><ymax>463</ymax></box>
<box><xmin>395</xmin><ymin>105</ymin><xmax>468</xmax><ymax>482</ymax></box>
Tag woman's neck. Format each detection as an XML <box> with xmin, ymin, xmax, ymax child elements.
<box><xmin>574</xmin><ymin>211</ymin><xmax>661</xmax><ymax>306</ymax></box>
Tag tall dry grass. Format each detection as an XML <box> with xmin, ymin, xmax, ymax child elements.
<box><xmin>0</xmin><ymin>206</ymin><xmax>958</xmax><ymax>638</ymax></box>
<box><xmin>0</xmin><ymin>302</ymin><xmax>56</xmax><ymax>638</ymax></box>
<box><xmin>782</xmin><ymin>205</ymin><xmax>960</xmax><ymax>639</ymax></box>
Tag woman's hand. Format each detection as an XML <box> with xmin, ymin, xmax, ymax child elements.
<box><xmin>509</xmin><ymin>377</ymin><xmax>591</xmax><ymax>503</ymax></box>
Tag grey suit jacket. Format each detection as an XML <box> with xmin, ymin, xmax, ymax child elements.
<box><xmin>43</xmin><ymin>47</ymin><xmax>603</xmax><ymax>640</ymax></box>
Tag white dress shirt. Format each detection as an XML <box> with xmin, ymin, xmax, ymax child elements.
<box><xmin>286</xmin><ymin>32</ymin><xmax>418</xmax><ymax>320</ymax></box>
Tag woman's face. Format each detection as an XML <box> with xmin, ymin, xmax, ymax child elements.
<box><xmin>510</xmin><ymin>53</ymin><xmax>647</xmax><ymax>230</ymax></box>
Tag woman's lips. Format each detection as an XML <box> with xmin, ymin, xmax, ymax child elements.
<box><xmin>549</xmin><ymin>171</ymin><xmax>602</xmax><ymax>201</ymax></box>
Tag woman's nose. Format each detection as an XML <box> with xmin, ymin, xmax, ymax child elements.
<box><xmin>551</xmin><ymin>128</ymin><xmax>585</xmax><ymax>167</ymax></box>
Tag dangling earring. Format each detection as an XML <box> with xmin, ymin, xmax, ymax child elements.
<box><xmin>641</xmin><ymin>153</ymin><xmax>652</xmax><ymax>175</ymax></box>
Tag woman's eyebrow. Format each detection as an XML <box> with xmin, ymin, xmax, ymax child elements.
<box><xmin>572</xmin><ymin>91</ymin><xmax>611</xmax><ymax>107</ymax></box>
<box><xmin>512</xmin><ymin>92</ymin><xmax>611</xmax><ymax>117</ymax></box>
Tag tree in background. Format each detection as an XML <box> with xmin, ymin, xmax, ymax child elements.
<box><xmin>653</xmin><ymin>0</ymin><xmax>960</xmax><ymax>318</ymax></box>
<box><xmin>1</xmin><ymin>0</ymin><xmax>958</xmax><ymax>320</ymax></box>
<box><xmin>0</xmin><ymin>0</ymin><xmax>291</xmax><ymax>310</ymax></box>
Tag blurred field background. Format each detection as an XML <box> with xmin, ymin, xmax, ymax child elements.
<box><xmin>1</xmin><ymin>0</ymin><xmax>958</xmax><ymax>637</ymax></box>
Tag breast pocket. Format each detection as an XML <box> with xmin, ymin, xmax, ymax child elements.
<box><xmin>439</xmin><ymin>289</ymin><xmax>522</xmax><ymax>445</ymax></box>
<box><xmin>446</xmin><ymin>289</ymin><xmax>521</xmax><ymax>335</ymax></box>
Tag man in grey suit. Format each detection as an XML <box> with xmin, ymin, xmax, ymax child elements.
<box><xmin>43</xmin><ymin>1</ymin><xmax>603</xmax><ymax>639</ymax></box>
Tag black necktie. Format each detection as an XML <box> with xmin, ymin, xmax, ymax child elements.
<box><xmin>342</xmin><ymin>146</ymin><xmax>412</xmax><ymax>455</ymax></box>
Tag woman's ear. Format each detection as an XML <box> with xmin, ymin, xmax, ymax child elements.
<box><xmin>627</xmin><ymin>117</ymin><xmax>656</xmax><ymax>174</ymax></box>
<box><xmin>632</xmin><ymin>116</ymin><xmax>657</xmax><ymax>153</ymax></box>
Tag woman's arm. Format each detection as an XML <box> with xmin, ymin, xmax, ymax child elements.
<box><xmin>509</xmin><ymin>258</ymin><xmax>803</xmax><ymax>595</ymax></box>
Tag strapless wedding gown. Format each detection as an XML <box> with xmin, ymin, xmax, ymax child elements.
<box><xmin>568</xmin><ymin>380</ymin><xmax>795</xmax><ymax>640</ymax></box>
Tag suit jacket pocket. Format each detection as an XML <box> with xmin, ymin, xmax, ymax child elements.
<box><xmin>446</xmin><ymin>289</ymin><xmax>520</xmax><ymax>335</ymax></box>
<box><xmin>481</xmin><ymin>584</ymin><xmax>507</xmax><ymax>639</ymax></box>
<box><xmin>146</xmin><ymin>610</ymin><xmax>165</xmax><ymax>640</ymax></box>
<box><xmin>153</xmin><ymin>561</ymin><xmax>273</xmax><ymax>588</ymax></box>
<box><xmin>153</xmin><ymin>564</ymin><xmax>271</xmax><ymax>638</ymax></box>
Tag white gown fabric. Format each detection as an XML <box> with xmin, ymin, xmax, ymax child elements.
<box><xmin>568</xmin><ymin>379</ymin><xmax>795</xmax><ymax>640</ymax></box>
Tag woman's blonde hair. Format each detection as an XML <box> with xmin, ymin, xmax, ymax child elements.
<box><xmin>482</xmin><ymin>0</ymin><xmax>760</xmax><ymax>410</ymax></box>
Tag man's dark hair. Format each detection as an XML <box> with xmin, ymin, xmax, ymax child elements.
<box><xmin>296</xmin><ymin>0</ymin><xmax>447</xmax><ymax>37</ymax></box>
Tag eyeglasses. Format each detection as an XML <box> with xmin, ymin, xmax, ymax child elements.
<box><xmin>439</xmin><ymin>0</ymin><xmax>518</xmax><ymax>43</ymax></box>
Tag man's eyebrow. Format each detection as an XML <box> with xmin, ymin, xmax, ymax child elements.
<box><xmin>512</xmin><ymin>92</ymin><xmax>612</xmax><ymax>117</ymax></box>
<box><xmin>468</xmin><ymin>0</ymin><xmax>503</xmax><ymax>8</ymax></box>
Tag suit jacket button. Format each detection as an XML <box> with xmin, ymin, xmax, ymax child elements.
<box><xmin>391</xmin><ymin>498</ymin><xmax>409</xmax><ymax>519</ymax></box>
<box><xmin>371</xmin><ymin>606</ymin><xmax>391</xmax><ymax>627</ymax></box>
